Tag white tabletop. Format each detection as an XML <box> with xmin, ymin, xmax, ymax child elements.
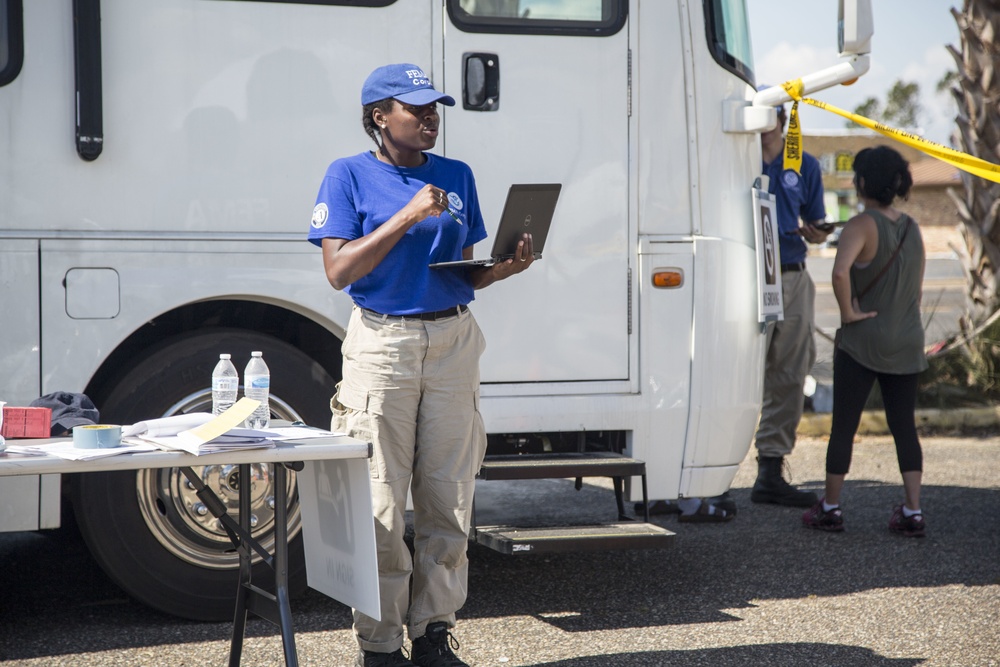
<box><xmin>0</xmin><ymin>435</ymin><xmax>371</xmax><ymax>477</ymax></box>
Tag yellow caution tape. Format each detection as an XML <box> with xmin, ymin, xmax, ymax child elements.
<box><xmin>781</xmin><ymin>80</ymin><xmax>804</xmax><ymax>174</ymax></box>
<box><xmin>780</xmin><ymin>78</ymin><xmax>1000</xmax><ymax>184</ymax></box>
<box><xmin>783</xmin><ymin>100</ymin><xmax>803</xmax><ymax>174</ymax></box>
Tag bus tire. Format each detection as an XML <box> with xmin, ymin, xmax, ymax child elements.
<box><xmin>71</xmin><ymin>328</ymin><xmax>338</xmax><ymax>621</ymax></box>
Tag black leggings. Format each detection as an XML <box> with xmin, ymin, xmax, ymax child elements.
<box><xmin>827</xmin><ymin>351</ymin><xmax>923</xmax><ymax>475</ymax></box>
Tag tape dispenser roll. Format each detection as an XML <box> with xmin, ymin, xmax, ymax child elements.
<box><xmin>73</xmin><ymin>424</ymin><xmax>123</xmax><ymax>449</ymax></box>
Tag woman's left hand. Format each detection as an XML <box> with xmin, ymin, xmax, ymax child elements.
<box><xmin>490</xmin><ymin>233</ymin><xmax>534</xmax><ymax>279</ymax></box>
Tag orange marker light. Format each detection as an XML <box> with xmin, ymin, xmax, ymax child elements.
<box><xmin>652</xmin><ymin>270</ymin><xmax>683</xmax><ymax>288</ymax></box>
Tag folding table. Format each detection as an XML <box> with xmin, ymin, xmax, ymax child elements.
<box><xmin>0</xmin><ymin>434</ymin><xmax>372</xmax><ymax>666</ymax></box>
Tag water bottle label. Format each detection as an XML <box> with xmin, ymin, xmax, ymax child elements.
<box><xmin>213</xmin><ymin>377</ymin><xmax>238</xmax><ymax>392</ymax></box>
<box><xmin>247</xmin><ymin>376</ymin><xmax>270</xmax><ymax>390</ymax></box>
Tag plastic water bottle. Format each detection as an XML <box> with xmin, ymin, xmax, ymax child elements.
<box><xmin>211</xmin><ymin>354</ymin><xmax>239</xmax><ymax>416</ymax></box>
<box><xmin>243</xmin><ymin>351</ymin><xmax>270</xmax><ymax>429</ymax></box>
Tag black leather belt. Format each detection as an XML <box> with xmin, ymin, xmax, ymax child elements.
<box><xmin>781</xmin><ymin>262</ymin><xmax>806</xmax><ymax>273</ymax></box>
<box><xmin>362</xmin><ymin>304</ymin><xmax>468</xmax><ymax>321</ymax></box>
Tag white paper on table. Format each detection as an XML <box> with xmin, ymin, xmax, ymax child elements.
<box><xmin>121</xmin><ymin>399</ymin><xmax>269</xmax><ymax>454</ymax></box>
<box><xmin>136</xmin><ymin>433</ymin><xmax>274</xmax><ymax>456</ymax></box>
<box><xmin>179</xmin><ymin>397</ymin><xmax>259</xmax><ymax>445</ymax></box>
<box><xmin>122</xmin><ymin>413</ymin><xmax>214</xmax><ymax>438</ymax></box>
<box><xmin>5</xmin><ymin>440</ymin><xmax>159</xmax><ymax>461</ymax></box>
<box><xmin>3</xmin><ymin>445</ymin><xmax>48</xmax><ymax>457</ymax></box>
<box><xmin>265</xmin><ymin>426</ymin><xmax>346</xmax><ymax>441</ymax></box>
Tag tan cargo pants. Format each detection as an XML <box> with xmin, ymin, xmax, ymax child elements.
<box><xmin>331</xmin><ymin>306</ymin><xmax>487</xmax><ymax>653</ymax></box>
<box><xmin>754</xmin><ymin>268</ymin><xmax>816</xmax><ymax>458</ymax></box>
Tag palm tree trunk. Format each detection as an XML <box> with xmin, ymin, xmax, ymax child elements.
<box><xmin>948</xmin><ymin>0</ymin><xmax>1000</xmax><ymax>330</ymax></box>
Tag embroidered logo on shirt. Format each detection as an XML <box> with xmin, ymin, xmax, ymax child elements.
<box><xmin>447</xmin><ymin>192</ymin><xmax>463</xmax><ymax>211</ymax></box>
<box><xmin>311</xmin><ymin>203</ymin><xmax>329</xmax><ymax>228</ymax></box>
<box><xmin>781</xmin><ymin>171</ymin><xmax>800</xmax><ymax>188</ymax></box>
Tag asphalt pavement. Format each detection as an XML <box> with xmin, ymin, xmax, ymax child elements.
<box><xmin>2</xmin><ymin>434</ymin><xmax>998</xmax><ymax>666</ymax></box>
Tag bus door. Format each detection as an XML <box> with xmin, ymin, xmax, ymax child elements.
<box><xmin>441</xmin><ymin>0</ymin><xmax>630</xmax><ymax>385</ymax></box>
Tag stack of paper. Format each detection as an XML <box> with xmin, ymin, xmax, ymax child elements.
<box><xmin>4</xmin><ymin>440</ymin><xmax>159</xmax><ymax>461</ymax></box>
<box><xmin>122</xmin><ymin>398</ymin><xmax>276</xmax><ymax>455</ymax></box>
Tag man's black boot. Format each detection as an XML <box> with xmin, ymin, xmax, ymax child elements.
<box><xmin>750</xmin><ymin>456</ymin><xmax>818</xmax><ymax>507</ymax></box>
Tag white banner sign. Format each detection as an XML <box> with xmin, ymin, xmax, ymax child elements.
<box><xmin>753</xmin><ymin>186</ymin><xmax>784</xmax><ymax>322</ymax></box>
<box><xmin>297</xmin><ymin>458</ymin><xmax>380</xmax><ymax>620</ymax></box>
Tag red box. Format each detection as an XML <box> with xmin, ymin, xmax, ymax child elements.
<box><xmin>1</xmin><ymin>406</ymin><xmax>52</xmax><ymax>438</ymax></box>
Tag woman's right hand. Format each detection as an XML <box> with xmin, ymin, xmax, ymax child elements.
<box><xmin>322</xmin><ymin>184</ymin><xmax>451</xmax><ymax>290</ymax></box>
<box><xmin>403</xmin><ymin>184</ymin><xmax>451</xmax><ymax>223</ymax></box>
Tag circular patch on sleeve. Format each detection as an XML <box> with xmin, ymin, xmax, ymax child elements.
<box><xmin>311</xmin><ymin>203</ymin><xmax>329</xmax><ymax>228</ymax></box>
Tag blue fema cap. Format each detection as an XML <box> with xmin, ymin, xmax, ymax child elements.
<box><xmin>361</xmin><ymin>63</ymin><xmax>456</xmax><ymax>107</ymax></box>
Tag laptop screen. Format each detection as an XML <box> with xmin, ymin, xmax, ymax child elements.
<box><xmin>488</xmin><ymin>183</ymin><xmax>561</xmax><ymax>258</ymax></box>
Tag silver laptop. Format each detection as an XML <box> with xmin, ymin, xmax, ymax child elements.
<box><xmin>430</xmin><ymin>183</ymin><xmax>561</xmax><ymax>268</ymax></box>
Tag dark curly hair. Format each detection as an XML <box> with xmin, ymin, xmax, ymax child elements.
<box><xmin>362</xmin><ymin>99</ymin><xmax>396</xmax><ymax>150</ymax></box>
<box><xmin>852</xmin><ymin>145</ymin><xmax>913</xmax><ymax>206</ymax></box>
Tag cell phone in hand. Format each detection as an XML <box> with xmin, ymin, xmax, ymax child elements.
<box><xmin>811</xmin><ymin>222</ymin><xmax>835</xmax><ymax>233</ymax></box>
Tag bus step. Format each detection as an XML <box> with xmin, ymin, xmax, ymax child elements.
<box><xmin>472</xmin><ymin>522</ymin><xmax>674</xmax><ymax>555</ymax></box>
<box><xmin>478</xmin><ymin>452</ymin><xmax>647</xmax><ymax>480</ymax></box>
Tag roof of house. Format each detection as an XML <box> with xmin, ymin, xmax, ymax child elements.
<box><xmin>802</xmin><ymin>132</ymin><xmax>962</xmax><ymax>190</ymax></box>
<box><xmin>910</xmin><ymin>158</ymin><xmax>962</xmax><ymax>186</ymax></box>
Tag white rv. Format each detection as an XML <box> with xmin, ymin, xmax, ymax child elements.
<box><xmin>0</xmin><ymin>0</ymin><xmax>872</xmax><ymax>620</ymax></box>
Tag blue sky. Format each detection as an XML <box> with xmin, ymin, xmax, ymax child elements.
<box><xmin>747</xmin><ymin>0</ymin><xmax>961</xmax><ymax>146</ymax></box>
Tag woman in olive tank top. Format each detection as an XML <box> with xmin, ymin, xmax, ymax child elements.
<box><xmin>802</xmin><ymin>146</ymin><xmax>929</xmax><ymax>538</ymax></box>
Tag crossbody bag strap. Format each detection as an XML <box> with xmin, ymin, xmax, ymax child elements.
<box><xmin>857</xmin><ymin>216</ymin><xmax>912</xmax><ymax>300</ymax></box>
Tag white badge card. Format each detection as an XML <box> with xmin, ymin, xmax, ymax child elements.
<box><xmin>297</xmin><ymin>458</ymin><xmax>380</xmax><ymax>620</ymax></box>
<box><xmin>752</xmin><ymin>186</ymin><xmax>784</xmax><ymax>322</ymax></box>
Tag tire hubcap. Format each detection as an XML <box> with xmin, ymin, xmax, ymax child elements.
<box><xmin>134</xmin><ymin>389</ymin><xmax>303</xmax><ymax>569</ymax></box>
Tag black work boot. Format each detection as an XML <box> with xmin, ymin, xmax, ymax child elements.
<box><xmin>750</xmin><ymin>456</ymin><xmax>818</xmax><ymax>507</ymax></box>
<box><xmin>411</xmin><ymin>622</ymin><xmax>468</xmax><ymax>667</ymax></box>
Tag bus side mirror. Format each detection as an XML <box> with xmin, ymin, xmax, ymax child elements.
<box><xmin>839</xmin><ymin>0</ymin><xmax>873</xmax><ymax>56</ymax></box>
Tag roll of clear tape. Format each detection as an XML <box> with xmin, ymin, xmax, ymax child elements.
<box><xmin>73</xmin><ymin>424</ymin><xmax>122</xmax><ymax>449</ymax></box>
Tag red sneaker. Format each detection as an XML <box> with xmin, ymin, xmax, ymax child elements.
<box><xmin>802</xmin><ymin>499</ymin><xmax>844</xmax><ymax>532</ymax></box>
<box><xmin>888</xmin><ymin>505</ymin><xmax>926</xmax><ymax>538</ymax></box>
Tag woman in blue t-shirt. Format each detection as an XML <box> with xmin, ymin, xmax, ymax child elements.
<box><xmin>309</xmin><ymin>63</ymin><xmax>533</xmax><ymax>667</ymax></box>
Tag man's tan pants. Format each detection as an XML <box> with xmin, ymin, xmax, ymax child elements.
<box><xmin>754</xmin><ymin>269</ymin><xmax>816</xmax><ymax>458</ymax></box>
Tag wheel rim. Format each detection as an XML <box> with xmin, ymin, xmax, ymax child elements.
<box><xmin>135</xmin><ymin>388</ymin><xmax>304</xmax><ymax>569</ymax></box>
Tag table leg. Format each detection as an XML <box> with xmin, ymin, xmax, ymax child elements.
<box><xmin>228</xmin><ymin>463</ymin><xmax>299</xmax><ymax>667</ymax></box>
<box><xmin>180</xmin><ymin>462</ymin><xmax>300</xmax><ymax>666</ymax></box>
<box><xmin>274</xmin><ymin>463</ymin><xmax>298</xmax><ymax>665</ymax></box>
<box><xmin>229</xmin><ymin>463</ymin><xmax>253</xmax><ymax>667</ymax></box>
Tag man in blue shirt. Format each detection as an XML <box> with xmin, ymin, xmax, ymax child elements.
<box><xmin>752</xmin><ymin>100</ymin><xmax>830</xmax><ymax>507</ymax></box>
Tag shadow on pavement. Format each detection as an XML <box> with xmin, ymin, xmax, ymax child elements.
<box><xmin>1</xmin><ymin>471</ymin><xmax>995</xmax><ymax>661</ymax></box>
<box><xmin>461</xmin><ymin>479</ymin><xmax>999</xmax><ymax>633</ymax></box>
<box><xmin>526</xmin><ymin>643</ymin><xmax>922</xmax><ymax>666</ymax></box>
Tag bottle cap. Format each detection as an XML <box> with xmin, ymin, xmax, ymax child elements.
<box><xmin>251</xmin><ymin>351</ymin><xmax>262</xmax><ymax>357</ymax></box>
<box><xmin>220</xmin><ymin>353</ymin><xmax>231</xmax><ymax>359</ymax></box>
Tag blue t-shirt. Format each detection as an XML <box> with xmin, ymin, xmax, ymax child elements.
<box><xmin>762</xmin><ymin>150</ymin><xmax>826</xmax><ymax>265</ymax></box>
<box><xmin>308</xmin><ymin>151</ymin><xmax>487</xmax><ymax>315</ymax></box>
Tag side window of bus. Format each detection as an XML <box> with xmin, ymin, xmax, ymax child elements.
<box><xmin>703</xmin><ymin>0</ymin><xmax>754</xmax><ymax>86</ymax></box>
<box><xmin>0</xmin><ymin>0</ymin><xmax>24</xmax><ymax>87</ymax></box>
<box><xmin>231</xmin><ymin>0</ymin><xmax>396</xmax><ymax>5</ymax></box>
<box><xmin>448</xmin><ymin>0</ymin><xmax>627</xmax><ymax>35</ymax></box>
